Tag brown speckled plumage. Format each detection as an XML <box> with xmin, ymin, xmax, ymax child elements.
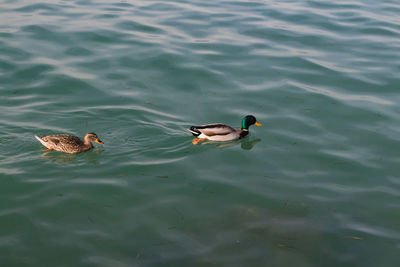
<box><xmin>35</xmin><ymin>132</ymin><xmax>104</xmax><ymax>153</ymax></box>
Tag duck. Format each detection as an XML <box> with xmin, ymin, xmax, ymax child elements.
<box><xmin>35</xmin><ymin>132</ymin><xmax>104</xmax><ymax>153</ymax></box>
<box><xmin>189</xmin><ymin>115</ymin><xmax>262</xmax><ymax>145</ymax></box>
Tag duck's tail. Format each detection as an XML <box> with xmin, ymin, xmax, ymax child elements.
<box><xmin>188</xmin><ymin>126</ymin><xmax>201</xmax><ymax>136</ymax></box>
<box><xmin>35</xmin><ymin>135</ymin><xmax>48</xmax><ymax>147</ymax></box>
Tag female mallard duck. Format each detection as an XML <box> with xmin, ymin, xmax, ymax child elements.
<box><xmin>189</xmin><ymin>115</ymin><xmax>262</xmax><ymax>145</ymax></box>
<box><xmin>35</xmin><ymin>132</ymin><xmax>104</xmax><ymax>153</ymax></box>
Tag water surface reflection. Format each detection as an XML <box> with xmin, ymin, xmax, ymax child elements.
<box><xmin>193</xmin><ymin>137</ymin><xmax>261</xmax><ymax>150</ymax></box>
<box><xmin>41</xmin><ymin>149</ymin><xmax>104</xmax><ymax>164</ymax></box>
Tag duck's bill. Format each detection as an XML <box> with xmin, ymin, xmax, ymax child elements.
<box><xmin>96</xmin><ymin>139</ymin><xmax>104</xmax><ymax>144</ymax></box>
<box><xmin>255</xmin><ymin>121</ymin><xmax>263</xmax><ymax>127</ymax></box>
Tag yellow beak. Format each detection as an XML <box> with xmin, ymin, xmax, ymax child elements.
<box><xmin>255</xmin><ymin>121</ymin><xmax>263</xmax><ymax>127</ymax></box>
<box><xmin>96</xmin><ymin>139</ymin><xmax>104</xmax><ymax>144</ymax></box>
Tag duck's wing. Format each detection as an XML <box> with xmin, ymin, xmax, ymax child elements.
<box><xmin>36</xmin><ymin>134</ymin><xmax>83</xmax><ymax>148</ymax></box>
<box><xmin>189</xmin><ymin>123</ymin><xmax>236</xmax><ymax>137</ymax></box>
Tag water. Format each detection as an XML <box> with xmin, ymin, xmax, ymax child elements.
<box><xmin>1</xmin><ymin>0</ymin><xmax>399</xmax><ymax>266</ymax></box>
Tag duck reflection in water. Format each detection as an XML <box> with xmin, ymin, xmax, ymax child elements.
<box><xmin>194</xmin><ymin>138</ymin><xmax>261</xmax><ymax>150</ymax></box>
<box><xmin>41</xmin><ymin>149</ymin><xmax>104</xmax><ymax>164</ymax></box>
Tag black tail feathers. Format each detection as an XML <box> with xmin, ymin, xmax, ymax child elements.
<box><xmin>189</xmin><ymin>126</ymin><xmax>201</xmax><ymax>136</ymax></box>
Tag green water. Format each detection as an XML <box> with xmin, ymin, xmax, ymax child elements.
<box><xmin>1</xmin><ymin>0</ymin><xmax>399</xmax><ymax>266</ymax></box>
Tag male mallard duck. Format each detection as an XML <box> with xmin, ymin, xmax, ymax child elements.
<box><xmin>189</xmin><ymin>115</ymin><xmax>262</xmax><ymax>145</ymax></box>
<box><xmin>35</xmin><ymin>132</ymin><xmax>104</xmax><ymax>153</ymax></box>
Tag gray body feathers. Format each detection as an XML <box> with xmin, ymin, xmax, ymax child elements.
<box><xmin>189</xmin><ymin>123</ymin><xmax>248</xmax><ymax>141</ymax></box>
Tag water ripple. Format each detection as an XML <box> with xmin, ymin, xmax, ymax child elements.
<box><xmin>291</xmin><ymin>81</ymin><xmax>393</xmax><ymax>105</ymax></box>
<box><xmin>1</xmin><ymin>0</ymin><xmax>399</xmax><ymax>266</ymax></box>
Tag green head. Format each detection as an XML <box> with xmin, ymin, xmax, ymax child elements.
<box><xmin>241</xmin><ymin>115</ymin><xmax>263</xmax><ymax>130</ymax></box>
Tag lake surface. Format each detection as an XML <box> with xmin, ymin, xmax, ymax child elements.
<box><xmin>1</xmin><ymin>0</ymin><xmax>399</xmax><ymax>266</ymax></box>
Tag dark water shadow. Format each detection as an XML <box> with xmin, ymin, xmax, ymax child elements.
<box><xmin>193</xmin><ymin>138</ymin><xmax>261</xmax><ymax>150</ymax></box>
<box><xmin>41</xmin><ymin>149</ymin><xmax>104</xmax><ymax>164</ymax></box>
